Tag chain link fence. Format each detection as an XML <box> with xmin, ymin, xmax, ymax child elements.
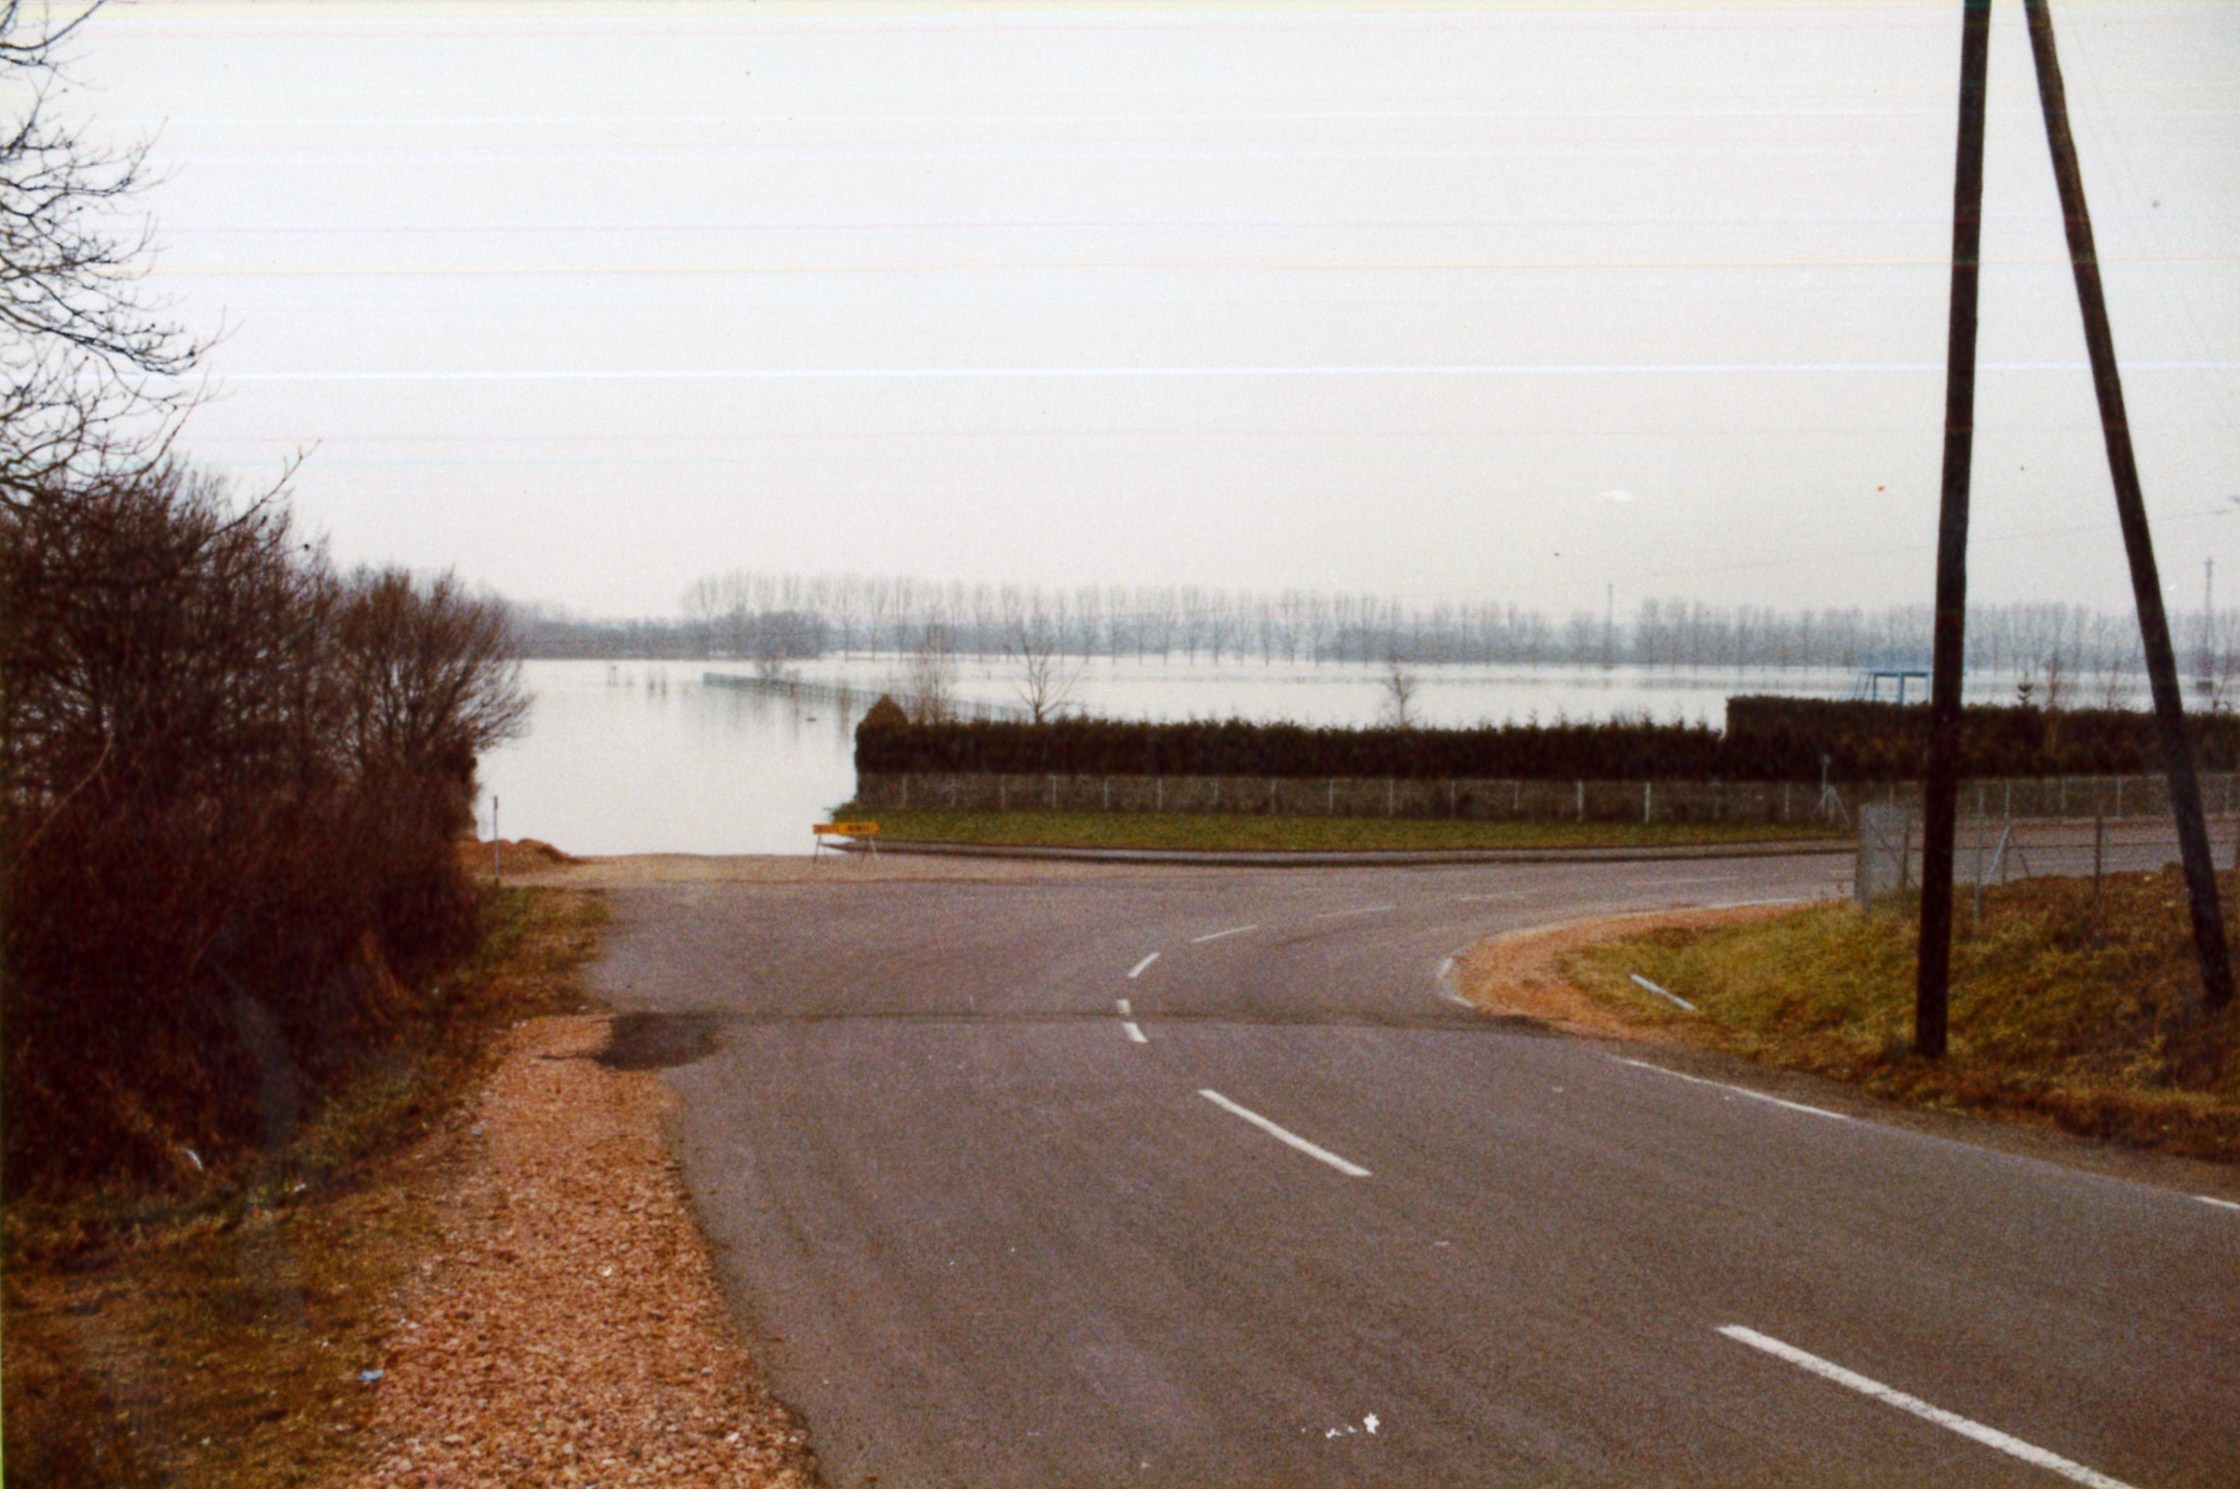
<box><xmin>1854</xmin><ymin>804</ymin><xmax>2240</xmax><ymax>908</ymax></box>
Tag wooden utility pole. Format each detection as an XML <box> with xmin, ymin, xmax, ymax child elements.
<box><xmin>1919</xmin><ymin>0</ymin><xmax>2233</xmax><ymax>1046</ymax></box>
<box><xmin>1915</xmin><ymin>0</ymin><xmax>1994</xmax><ymax>1059</ymax></box>
<box><xmin>2019</xmin><ymin>0</ymin><xmax>2231</xmax><ymax>1012</ymax></box>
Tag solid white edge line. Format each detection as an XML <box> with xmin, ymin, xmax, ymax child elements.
<box><xmin>1122</xmin><ymin>1021</ymin><xmax>1148</xmax><ymax>1044</ymax></box>
<box><xmin>1628</xmin><ymin>972</ymin><xmax>1698</xmax><ymax>1012</ymax></box>
<box><xmin>1190</xmin><ymin>923</ymin><xmax>1259</xmax><ymax>943</ymax></box>
<box><xmin>1116</xmin><ymin>997</ymin><xmax>1131</xmax><ymax>1017</ymax></box>
<box><xmin>1197</xmin><ymin>1090</ymin><xmax>1371</xmax><ymax>1178</ymax></box>
<box><xmin>1717</xmin><ymin>1326</ymin><xmax>2138</xmax><ymax>1489</ymax></box>
<box><xmin>1314</xmin><ymin>903</ymin><xmax>1398</xmax><ymax>920</ymax></box>
<box><xmin>2197</xmin><ymin>1194</ymin><xmax>2240</xmax><ymax>1212</ymax></box>
<box><xmin>1615</xmin><ymin>1057</ymin><xmax>1850</xmax><ymax>1121</ymax></box>
<box><xmin>1127</xmin><ymin>952</ymin><xmax>1159</xmax><ymax>979</ymax></box>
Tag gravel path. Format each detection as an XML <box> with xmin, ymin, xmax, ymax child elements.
<box><xmin>336</xmin><ymin>1015</ymin><xmax>811</xmax><ymax>1488</ymax></box>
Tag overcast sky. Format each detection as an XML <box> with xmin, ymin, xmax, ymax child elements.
<box><xmin>64</xmin><ymin>0</ymin><xmax>2240</xmax><ymax>619</ymax></box>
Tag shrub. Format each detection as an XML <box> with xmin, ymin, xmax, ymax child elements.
<box><xmin>1</xmin><ymin>464</ymin><xmax>526</xmax><ymax>1196</ymax></box>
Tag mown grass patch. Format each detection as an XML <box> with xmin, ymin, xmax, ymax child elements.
<box><xmin>840</xmin><ymin>807</ymin><xmax>1847</xmax><ymax>854</ymax></box>
<box><xmin>1569</xmin><ymin>867</ymin><xmax>2240</xmax><ymax>1160</ymax></box>
<box><xmin>2</xmin><ymin>886</ymin><xmax>607</xmax><ymax>1489</ymax></box>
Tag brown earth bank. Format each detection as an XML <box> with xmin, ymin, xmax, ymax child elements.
<box><xmin>3</xmin><ymin>887</ymin><xmax>807</xmax><ymax>1489</ymax></box>
<box><xmin>1453</xmin><ymin>904</ymin><xmax>1800</xmax><ymax>1043</ymax></box>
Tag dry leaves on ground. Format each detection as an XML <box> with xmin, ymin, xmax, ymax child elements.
<box><xmin>335</xmin><ymin>1015</ymin><xmax>811</xmax><ymax>1489</ymax></box>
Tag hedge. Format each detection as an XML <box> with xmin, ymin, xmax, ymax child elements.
<box><xmin>855</xmin><ymin>697</ymin><xmax>2240</xmax><ymax>784</ymax></box>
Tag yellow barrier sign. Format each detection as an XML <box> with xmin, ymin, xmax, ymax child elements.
<box><xmin>813</xmin><ymin>820</ymin><xmax>879</xmax><ymax>859</ymax></box>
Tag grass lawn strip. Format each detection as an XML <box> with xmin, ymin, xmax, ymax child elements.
<box><xmin>844</xmin><ymin>806</ymin><xmax>1846</xmax><ymax>855</ymax></box>
<box><xmin>1495</xmin><ymin>866</ymin><xmax>2240</xmax><ymax>1163</ymax></box>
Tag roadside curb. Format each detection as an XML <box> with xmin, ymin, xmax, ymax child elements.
<box><xmin>843</xmin><ymin>838</ymin><xmax>1853</xmax><ymax>868</ymax></box>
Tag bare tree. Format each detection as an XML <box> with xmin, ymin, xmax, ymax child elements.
<box><xmin>1381</xmin><ymin>659</ymin><xmax>1420</xmax><ymax>729</ymax></box>
<box><xmin>1</xmin><ymin>1</ymin><xmax>211</xmax><ymax>506</ymax></box>
<box><xmin>332</xmin><ymin>567</ymin><xmax>529</xmax><ymax>781</ymax></box>
<box><xmin>1008</xmin><ymin>610</ymin><xmax>1081</xmax><ymax>724</ymax></box>
<box><xmin>902</xmin><ymin>620</ymin><xmax>957</xmax><ymax>724</ymax></box>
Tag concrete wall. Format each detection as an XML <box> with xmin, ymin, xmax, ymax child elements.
<box><xmin>852</xmin><ymin>770</ymin><xmax>2240</xmax><ymax>824</ymax></box>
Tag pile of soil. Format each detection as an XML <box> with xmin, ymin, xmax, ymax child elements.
<box><xmin>457</xmin><ymin>839</ymin><xmax>581</xmax><ymax>876</ymax></box>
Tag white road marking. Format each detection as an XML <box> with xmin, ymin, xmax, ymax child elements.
<box><xmin>1615</xmin><ymin>1058</ymin><xmax>1850</xmax><ymax>1121</ymax></box>
<box><xmin>1314</xmin><ymin>903</ymin><xmax>1397</xmax><ymax>920</ymax></box>
<box><xmin>2198</xmin><ymin>1195</ymin><xmax>2240</xmax><ymax>1213</ymax></box>
<box><xmin>1115</xmin><ymin>998</ymin><xmax>1132</xmax><ymax>1017</ymax></box>
<box><xmin>1717</xmin><ymin>1326</ymin><xmax>2138</xmax><ymax>1489</ymax></box>
<box><xmin>1703</xmin><ymin>896</ymin><xmax>1812</xmax><ymax>911</ymax></box>
<box><xmin>1190</xmin><ymin>924</ymin><xmax>1259</xmax><ymax>943</ymax></box>
<box><xmin>1435</xmin><ymin>955</ymin><xmax>1476</xmax><ymax>1008</ymax></box>
<box><xmin>1449</xmin><ymin>891</ymin><xmax>1527</xmax><ymax>903</ymax></box>
<box><xmin>1197</xmin><ymin>1090</ymin><xmax>1372</xmax><ymax>1178</ymax></box>
<box><xmin>1122</xmin><ymin>1021</ymin><xmax>1148</xmax><ymax>1044</ymax></box>
<box><xmin>1127</xmin><ymin>953</ymin><xmax>1160</xmax><ymax>979</ymax></box>
<box><xmin>1629</xmin><ymin>972</ymin><xmax>1698</xmax><ymax>1011</ymax></box>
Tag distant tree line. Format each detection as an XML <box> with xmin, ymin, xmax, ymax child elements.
<box><xmin>515</xmin><ymin>570</ymin><xmax>2240</xmax><ymax>703</ymax></box>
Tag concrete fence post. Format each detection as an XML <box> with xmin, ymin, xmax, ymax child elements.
<box><xmin>1102</xmin><ymin>776</ymin><xmax>1110</xmax><ymax>811</ymax></box>
<box><xmin>1575</xmin><ymin>780</ymin><xmax>1585</xmax><ymax>821</ymax></box>
<box><xmin>1156</xmin><ymin>777</ymin><xmax>1164</xmax><ymax>811</ymax></box>
<box><xmin>1643</xmin><ymin>781</ymin><xmax>1652</xmax><ymax>823</ymax></box>
<box><xmin>1387</xmin><ymin>778</ymin><xmax>1396</xmax><ymax>818</ymax></box>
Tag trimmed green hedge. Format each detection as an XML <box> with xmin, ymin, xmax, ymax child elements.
<box><xmin>856</xmin><ymin>698</ymin><xmax>2240</xmax><ymax>783</ymax></box>
<box><xmin>1722</xmin><ymin>696</ymin><xmax>2240</xmax><ymax>780</ymax></box>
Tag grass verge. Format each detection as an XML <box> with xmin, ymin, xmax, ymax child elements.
<box><xmin>2</xmin><ymin>885</ymin><xmax>607</xmax><ymax>1489</ymax></box>
<box><xmin>839</xmin><ymin>806</ymin><xmax>1847</xmax><ymax>854</ymax></box>
<box><xmin>1566</xmin><ymin>866</ymin><xmax>2240</xmax><ymax>1161</ymax></box>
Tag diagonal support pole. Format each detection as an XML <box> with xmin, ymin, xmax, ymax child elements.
<box><xmin>1916</xmin><ymin>0</ymin><xmax>1995</xmax><ymax>1059</ymax></box>
<box><xmin>2022</xmin><ymin>0</ymin><xmax>2232</xmax><ymax>1012</ymax></box>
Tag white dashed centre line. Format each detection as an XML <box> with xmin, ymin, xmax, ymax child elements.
<box><xmin>1198</xmin><ymin>1090</ymin><xmax>1371</xmax><ymax>1178</ymax></box>
<box><xmin>1615</xmin><ymin>1058</ymin><xmax>1850</xmax><ymax>1121</ymax></box>
<box><xmin>1115</xmin><ymin>998</ymin><xmax>1131</xmax><ymax>1017</ymax></box>
<box><xmin>1127</xmin><ymin>952</ymin><xmax>1159</xmax><ymax>979</ymax></box>
<box><xmin>1190</xmin><ymin>924</ymin><xmax>1259</xmax><ymax>943</ymax></box>
<box><xmin>1717</xmin><ymin>1326</ymin><xmax>2138</xmax><ymax>1489</ymax></box>
<box><xmin>2198</xmin><ymin>1195</ymin><xmax>2240</xmax><ymax>1213</ymax></box>
<box><xmin>1122</xmin><ymin>1021</ymin><xmax>1148</xmax><ymax>1044</ymax></box>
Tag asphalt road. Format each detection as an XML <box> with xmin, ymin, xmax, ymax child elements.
<box><xmin>589</xmin><ymin>854</ymin><xmax>2240</xmax><ymax>1488</ymax></box>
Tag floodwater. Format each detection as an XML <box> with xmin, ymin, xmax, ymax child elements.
<box><xmin>478</xmin><ymin>656</ymin><xmax>2023</xmax><ymax>856</ymax></box>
